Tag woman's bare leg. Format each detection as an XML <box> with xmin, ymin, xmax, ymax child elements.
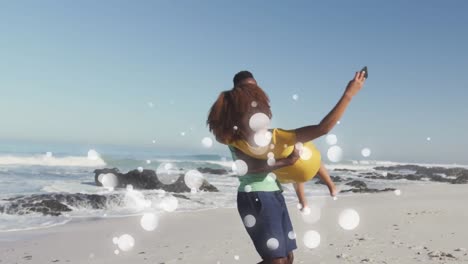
<box><xmin>317</xmin><ymin>162</ymin><xmax>337</xmax><ymax>197</ymax></box>
<box><xmin>293</xmin><ymin>182</ymin><xmax>308</xmax><ymax>210</ymax></box>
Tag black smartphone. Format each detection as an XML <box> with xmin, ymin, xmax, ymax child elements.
<box><xmin>361</xmin><ymin>66</ymin><xmax>368</xmax><ymax>79</ymax></box>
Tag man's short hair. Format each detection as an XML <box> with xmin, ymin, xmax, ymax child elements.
<box><xmin>233</xmin><ymin>71</ymin><xmax>254</xmax><ymax>86</ymax></box>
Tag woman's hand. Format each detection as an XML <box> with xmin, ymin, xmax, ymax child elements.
<box><xmin>345</xmin><ymin>70</ymin><xmax>366</xmax><ymax>98</ymax></box>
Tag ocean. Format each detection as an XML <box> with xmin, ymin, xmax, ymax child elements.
<box><xmin>0</xmin><ymin>141</ymin><xmax>466</xmax><ymax>232</ymax></box>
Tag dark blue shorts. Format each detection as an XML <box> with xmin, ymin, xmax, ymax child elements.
<box><xmin>237</xmin><ymin>191</ymin><xmax>297</xmax><ymax>259</ymax></box>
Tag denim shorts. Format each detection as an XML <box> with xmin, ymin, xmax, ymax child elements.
<box><xmin>237</xmin><ymin>191</ymin><xmax>297</xmax><ymax>259</ymax></box>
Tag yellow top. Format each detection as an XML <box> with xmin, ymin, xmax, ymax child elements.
<box><xmin>229</xmin><ymin>128</ymin><xmax>321</xmax><ymax>183</ymax></box>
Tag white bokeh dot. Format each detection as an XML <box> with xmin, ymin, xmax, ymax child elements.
<box><xmin>101</xmin><ymin>173</ymin><xmax>118</xmax><ymax>190</ymax></box>
<box><xmin>303</xmin><ymin>230</ymin><xmax>321</xmax><ymax>249</ymax></box>
<box><xmin>326</xmin><ymin>134</ymin><xmax>338</xmax><ymax>145</ymax></box>
<box><xmin>160</xmin><ymin>195</ymin><xmax>178</xmax><ymax>212</ymax></box>
<box><xmin>140</xmin><ymin>213</ymin><xmax>158</xmax><ymax>231</ymax></box>
<box><xmin>114</xmin><ymin>249</ymin><xmax>119</xmax><ymax>255</ymax></box>
<box><xmin>243</xmin><ymin>214</ymin><xmax>256</xmax><ymax>228</ymax></box>
<box><xmin>251</xmin><ymin>101</ymin><xmax>258</xmax><ymax>107</ymax></box>
<box><xmin>267</xmin><ymin>158</ymin><xmax>276</xmax><ymax>166</ymax></box>
<box><xmin>137</xmin><ymin>167</ymin><xmax>144</xmax><ymax>173</ymax></box>
<box><xmin>232</xmin><ymin>160</ymin><xmax>248</xmax><ymax>176</ymax></box>
<box><xmin>288</xmin><ymin>231</ymin><xmax>296</xmax><ymax>240</ymax></box>
<box><xmin>361</xmin><ymin>148</ymin><xmax>371</xmax><ymax>158</ymax></box>
<box><xmin>184</xmin><ymin>170</ymin><xmax>204</xmax><ymax>190</ymax></box>
<box><xmin>267</xmin><ymin>238</ymin><xmax>279</xmax><ymax>250</ymax></box>
<box><xmin>117</xmin><ymin>234</ymin><xmax>135</xmax><ymax>252</ymax></box>
<box><xmin>234</xmin><ymin>255</ymin><xmax>240</xmax><ymax>260</ymax></box>
<box><xmin>299</xmin><ymin>146</ymin><xmax>313</xmax><ymax>160</ymax></box>
<box><xmin>201</xmin><ymin>137</ymin><xmax>213</xmax><ymax>148</ymax></box>
<box><xmin>338</xmin><ymin>209</ymin><xmax>360</xmax><ymax>230</ymax></box>
<box><xmin>156</xmin><ymin>162</ymin><xmax>180</xmax><ymax>185</ymax></box>
<box><xmin>254</xmin><ymin>130</ymin><xmax>272</xmax><ymax>147</ymax></box>
<box><xmin>87</xmin><ymin>149</ymin><xmax>100</xmax><ymax>160</ymax></box>
<box><xmin>292</xmin><ymin>94</ymin><xmax>299</xmax><ymax>101</ymax></box>
<box><xmin>249</xmin><ymin>113</ymin><xmax>270</xmax><ymax>131</ymax></box>
<box><xmin>394</xmin><ymin>189</ymin><xmax>402</xmax><ymax>196</ymax></box>
<box><xmin>327</xmin><ymin>146</ymin><xmax>343</xmax><ymax>163</ymax></box>
<box><xmin>244</xmin><ymin>185</ymin><xmax>252</xmax><ymax>192</ymax></box>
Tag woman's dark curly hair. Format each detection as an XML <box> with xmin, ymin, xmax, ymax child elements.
<box><xmin>206</xmin><ymin>83</ymin><xmax>272</xmax><ymax>144</ymax></box>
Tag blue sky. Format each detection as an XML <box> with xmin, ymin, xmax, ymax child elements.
<box><xmin>0</xmin><ymin>1</ymin><xmax>467</xmax><ymax>164</ymax></box>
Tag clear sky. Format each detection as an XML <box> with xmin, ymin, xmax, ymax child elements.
<box><xmin>1</xmin><ymin>1</ymin><xmax>467</xmax><ymax>164</ymax></box>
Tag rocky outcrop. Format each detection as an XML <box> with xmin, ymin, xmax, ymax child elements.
<box><xmin>370</xmin><ymin>165</ymin><xmax>468</xmax><ymax>184</ymax></box>
<box><xmin>93</xmin><ymin>168</ymin><xmax>219</xmax><ymax>193</ymax></box>
<box><xmin>0</xmin><ymin>193</ymin><xmax>118</xmax><ymax>216</ymax></box>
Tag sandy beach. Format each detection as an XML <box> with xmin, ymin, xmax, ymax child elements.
<box><xmin>1</xmin><ymin>183</ymin><xmax>467</xmax><ymax>264</ymax></box>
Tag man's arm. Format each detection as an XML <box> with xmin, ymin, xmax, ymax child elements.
<box><xmin>232</xmin><ymin>147</ymin><xmax>300</xmax><ymax>174</ymax></box>
<box><xmin>295</xmin><ymin>71</ymin><xmax>366</xmax><ymax>143</ymax></box>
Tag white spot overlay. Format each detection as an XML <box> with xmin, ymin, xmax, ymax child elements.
<box><xmin>303</xmin><ymin>230</ymin><xmax>321</xmax><ymax>249</ymax></box>
<box><xmin>201</xmin><ymin>137</ymin><xmax>213</xmax><ymax>148</ymax></box>
<box><xmin>117</xmin><ymin>234</ymin><xmax>135</xmax><ymax>252</ymax></box>
<box><xmin>232</xmin><ymin>160</ymin><xmax>248</xmax><ymax>176</ymax></box>
<box><xmin>156</xmin><ymin>162</ymin><xmax>180</xmax><ymax>185</ymax></box>
<box><xmin>327</xmin><ymin>145</ymin><xmax>343</xmax><ymax>163</ymax></box>
<box><xmin>161</xmin><ymin>195</ymin><xmax>178</xmax><ymax>212</ymax></box>
<box><xmin>87</xmin><ymin>149</ymin><xmax>100</xmax><ymax>160</ymax></box>
<box><xmin>249</xmin><ymin>113</ymin><xmax>271</xmax><ymax>131</ymax></box>
<box><xmin>243</xmin><ymin>214</ymin><xmax>256</xmax><ymax>228</ymax></box>
<box><xmin>254</xmin><ymin>129</ymin><xmax>272</xmax><ymax>147</ymax></box>
<box><xmin>140</xmin><ymin>213</ymin><xmax>158</xmax><ymax>231</ymax></box>
<box><xmin>325</xmin><ymin>134</ymin><xmax>338</xmax><ymax>145</ymax></box>
<box><xmin>338</xmin><ymin>209</ymin><xmax>360</xmax><ymax>230</ymax></box>
<box><xmin>288</xmin><ymin>231</ymin><xmax>296</xmax><ymax>240</ymax></box>
<box><xmin>267</xmin><ymin>238</ymin><xmax>279</xmax><ymax>250</ymax></box>
<box><xmin>361</xmin><ymin>148</ymin><xmax>371</xmax><ymax>158</ymax></box>
<box><xmin>267</xmin><ymin>158</ymin><xmax>276</xmax><ymax>166</ymax></box>
<box><xmin>184</xmin><ymin>170</ymin><xmax>204</xmax><ymax>190</ymax></box>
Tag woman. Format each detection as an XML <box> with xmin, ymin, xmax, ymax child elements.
<box><xmin>206</xmin><ymin>70</ymin><xmax>366</xmax><ymax>263</ymax></box>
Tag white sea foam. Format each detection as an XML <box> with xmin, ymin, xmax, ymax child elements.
<box><xmin>0</xmin><ymin>155</ymin><xmax>106</xmax><ymax>167</ymax></box>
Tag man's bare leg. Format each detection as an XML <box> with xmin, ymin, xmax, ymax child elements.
<box><xmin>287</xmin><ymin>251</ymin><xmax>294</xmax><ymax>264</ymax></box>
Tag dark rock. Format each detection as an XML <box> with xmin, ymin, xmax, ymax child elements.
<box><xmin>196</xmin><ymin>167</ymin><xmax>228</xmax><ymax>175</ymax></box>
<box><xmin>315</xmin><ymin>176</ymin><xmax>343</xmax><ymax>185</ymax></box>
<box><xmin>341</xmin><ymin>187</ymin><xmax>396</xmax><ymax>194</ymax></box>
<box><xmin>345</xmin><ymin>180</ymin><xmax>368</xmax><ymax>189</ymax></box>
<box><xmin>1</xmin><ymin>193</ymin><xmax>119</xmax><ymax>216</ymax></box>
<box><xmin>374</xmin><ymin>165</ymin><xmax>468</xmax><ymax>184</ymax></box>
<box><xmin>452</xmin><ymin>175</ymin><xmax>468</xmax><ymax>184</ymax></box>
<box><xmin>93</xmin><ymin>168</ymin><xmax>219</xmax><ymax>193</ymax></box>
<box><xmin>333</xmin><ymin>168</ymin><xmax>357</xmax><ymax>172</ymax></box>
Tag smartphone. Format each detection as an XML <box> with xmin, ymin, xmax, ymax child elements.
<box><xmin>361</xmin><ymin>66</ymin><xmax>368</xmax><ymax>79</ymax></box>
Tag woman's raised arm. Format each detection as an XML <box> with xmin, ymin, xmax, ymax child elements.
<box><xmin>295</xmin><ymin>71</ymin><xmax>366</xmax><ymax>143</ymax></box>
